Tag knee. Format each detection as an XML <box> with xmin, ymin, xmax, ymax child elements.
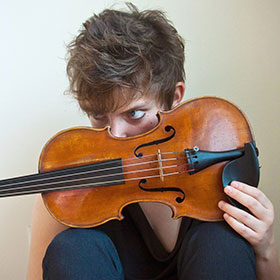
<box><xmin>43</xmin><ymin>228</ymin><xmax>123</xmax><ymax>279</ymax></box>
<box><xmin>44</xmin><ymin>228</ymin><xmax>112</xmax><ymax>261</ymax></box>
<box><xmin>46</xmin><ymin>228</ymin><xmax>111</xmax><ymax>252</ymax></box>
<box><xmin>186</xmin><ymin>221</ymin><xmax>251</xmax><ymax>250</ymax></box>
<box><xmin>177</xmin><ymin>221</ymin><xmax>256</xmax><ymax>279</ymax></box>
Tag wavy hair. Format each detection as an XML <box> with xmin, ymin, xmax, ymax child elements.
<box><xmin>66</xmin><ymin>3</ymin><xmax>185</xmax><ymax>115</ymax></box>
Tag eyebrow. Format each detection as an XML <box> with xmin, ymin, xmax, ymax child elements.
<box><xmin>122</xmin><ymin>101</ymin><xmax>150</xmax><ymax>113</ymax></box>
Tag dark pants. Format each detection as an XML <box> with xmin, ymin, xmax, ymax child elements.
<box><xmin>43</xmin><ymin>220</ymin><xmax>256</xmax><ymax>280</ymax></box>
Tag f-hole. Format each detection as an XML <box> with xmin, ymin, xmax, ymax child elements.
<box><xmin>134</xmin><ymin>125</ymin><xmax>176</xmax><ymax>158</ymax></box>
<box><xmin>138</xmin><ymin>179</ymin><xmax>185</xmax><ymax>203</ymax></box>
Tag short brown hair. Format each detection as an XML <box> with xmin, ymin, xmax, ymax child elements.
<box><xmin>66</xmin><ymin>3</ymin><xmax>185</xmax><ymax>115</ymax></box>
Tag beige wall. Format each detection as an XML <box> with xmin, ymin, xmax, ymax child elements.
<box><xmin>0</xmin><ymin>0</ymin><xmax>279</xmax><ymax>278</ymax></box>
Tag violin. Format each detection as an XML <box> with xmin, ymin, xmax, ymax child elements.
<box><xmin>0</xmin><ymin>97</ymin><xmax>260</xmax><ymax>227</ymax></box>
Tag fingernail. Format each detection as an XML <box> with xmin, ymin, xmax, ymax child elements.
<box><xmin>231</xmin><ymin>181</ymin><xmax>238</xmax><ymax>188</ymax></box>
<box><xmin>225</xmin><ymin>186</ymin><xmax>232</xmax><ymax>194</ymax></box>
<box><xmin>218</xmin><ymin>201</ymin><xmax>225</xmax><ymax>208</ymax></box>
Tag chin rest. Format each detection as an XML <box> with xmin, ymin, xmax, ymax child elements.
<box><xmin>222</xmin><ymin>142</ymin><xmax>260</xmax><ymax>210</ymax></box>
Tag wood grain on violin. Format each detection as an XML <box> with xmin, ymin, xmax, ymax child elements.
<box><xmin>0</xmin><ymin>97</ymin><xmax>255</xmax><ymax>227</ymax></box>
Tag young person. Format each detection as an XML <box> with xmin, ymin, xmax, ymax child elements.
<box><xmin>27</xmin><ymin>3</ymin><xmax>280</xmax><ymax>280</ymax></box>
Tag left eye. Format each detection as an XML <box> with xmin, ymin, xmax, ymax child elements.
<box><xmin>129</xmin><ymin>110</ymin><xmax>145</xmax><ymax>120</ymax></box>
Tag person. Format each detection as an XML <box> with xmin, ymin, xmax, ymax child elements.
<box><xmin>27</xmin><ymin>3</ymin><xmax>280</xmax><ymax>280</ymax></box>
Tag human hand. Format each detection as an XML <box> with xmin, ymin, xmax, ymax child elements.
<box><xmin>218</xmin><ymin>181</ymin><xmax>276</xmax><ymax>258</ymax></box>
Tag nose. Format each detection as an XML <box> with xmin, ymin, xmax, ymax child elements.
<box><xmin>110</xmin><ymin>119</ymin><xmax>128</xmax><ymax>138</ymax></box>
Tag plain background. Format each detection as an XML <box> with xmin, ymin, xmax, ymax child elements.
<box><xmin>0</xmin><ymin>0</ymin><xmax>279</xmax><ymax>278</ymax></box>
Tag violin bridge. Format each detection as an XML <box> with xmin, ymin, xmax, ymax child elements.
<box><xmin>157</xmin><ymin>149</ymin><xmax>164</xmax><ymax>181</ymax></box>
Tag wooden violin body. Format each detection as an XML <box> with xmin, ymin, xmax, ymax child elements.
<box><xmin>39</xmin><ymin>96</ymin><xmax>254</xmax><ymax>227</ymax></box>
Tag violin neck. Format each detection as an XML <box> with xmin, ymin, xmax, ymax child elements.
<box><xmin>0</xmin><ymin>159</ymin><xmax>124</xmax><ymax>198</ymax></box>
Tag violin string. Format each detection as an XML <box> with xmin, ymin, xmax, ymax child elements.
<box><xmin>0</xmin><ymin>156</ymin><xmax>184</xmax><ymax>188</ymax></box>
<box><xmin>0</xmin><ymin>160</ymin><xmax>192</xmax><ymax>195</ymax></box>
<box><xmin>0</xmin><ymin>162</ymin><xmax>181</xmax><ymax>192</ymax></box>
<box><xmin>123</xmin><ymin>150</ymin><xmax>186</xmax><ymax>162</ymax></box>
<box><xmin>0</xmin><ymin>151</ymin><xmax>196</xmax><ymax>196</ymax></box>
<box><xmin>0</xmin><ymin>169</ymin><xmax>193</xmax><ymax>197</ymax></box>
<box><xmin>0</xmin><ymin>150</ymin><xmax>193</xmax><ymax>189</ymax></box>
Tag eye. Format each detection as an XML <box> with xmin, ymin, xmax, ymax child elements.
<box><xmin>128</xmin><ymin>110</ymin><xmax>145</xmax><ymax>120</ymax></box>
<box><xmin>89</xmin><ymin>114</ymin><xmax>108</xmax><ymax>128</ymax></box>
<box><xmin>92</xmin><ymin>114</ymin><xmax>104</xmax><ymax>120</ymax></box>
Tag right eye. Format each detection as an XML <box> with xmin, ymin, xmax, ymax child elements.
<box><xmin>92</xmin><ymin>114</ymin><xmax>105</xmax><ymax>120</ymax></box>
<box><xmin>90</xmin><ymin>114</ymin><xmax>108</xmax><ymax>128</ymax></box>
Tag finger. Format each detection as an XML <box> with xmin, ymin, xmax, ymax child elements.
<box><xmin>223</xmin><ymin>212</ymin><xmax>258</xmax><ymax>245</ymax></box>
<box><xmin>218</xmin><ymin>200</ymin><xmax>261</xmax><ymax>232</ymax></box>
<box><xmin>230</xmin><ymin>181</ymin><xmax>272</xmax><ymax>209</ymax></box>
<box><xmin>224</xmin><ymin>185</ymin><xmax>266</xmax><ymax>219</ymax></box>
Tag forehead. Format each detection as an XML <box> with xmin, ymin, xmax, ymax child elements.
<box><xmin>80</xmin><ymin>87</ymin><xmax>159</xmax><ymax>115</ymax></box>
<box><xmin>115</xmin><ymin>95</ymin><xmax>158</xmax><ymax>113</ymax></box>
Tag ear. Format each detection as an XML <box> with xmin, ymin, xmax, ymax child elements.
<box><xmin>171</xmin><ymin>82</ymin><xmax>185</xmax><ymax>108</ymax></box>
